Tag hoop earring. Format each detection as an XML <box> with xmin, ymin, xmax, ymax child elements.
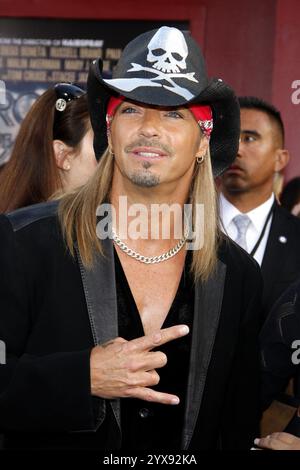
<box><xmin>109</xmin><ymin>147</ymin><xmax>114</xmax><ymax>157</ymax></box>
<box><xmin>196</xmin><ymin>155</ymin><xmax>204</xmax><ymax>164</ymax></box>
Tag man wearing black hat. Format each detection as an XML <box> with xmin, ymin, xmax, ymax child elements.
<box><xmin>0</xmin><ymin>27</ymin><xmax>262</xmax><ymax>451</ymax></box>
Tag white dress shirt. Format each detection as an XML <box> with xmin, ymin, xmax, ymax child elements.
<box><xmin>219</xmin><ymin>193</ymin><xmax>275</xmax><ymax>266</ymax></box>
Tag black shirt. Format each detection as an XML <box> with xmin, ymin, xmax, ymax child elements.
<box><xmin>115</xmin><ymin>250</ymin><xmax>194</xmax><ymax>450</ymax></box>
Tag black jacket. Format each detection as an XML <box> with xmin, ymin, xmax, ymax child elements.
<box><xmin>260</xmin><ymin>278</ymin><xmax>300</xmax><ymax>410</ymax></box>
<box><xmin>261</xmin><ymin>203</ymin><xmax>300</xmax><ymax>314</ymax></box>
<box><xmin>0</xmin><ymin>202</ymin><xmax>262</xmax><ymax>450</ymax></box>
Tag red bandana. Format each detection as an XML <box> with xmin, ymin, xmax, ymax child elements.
<box><xmin>106</xmin><ymin>96</ymin><xmax>213</xmax><ymax>137</ymax></box>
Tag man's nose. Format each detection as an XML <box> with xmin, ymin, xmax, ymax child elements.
<box><xmin>237</xmin><ymin>136</ymin><xmax>243</xmax><ymax>158</ymax></box>
<box><xmin>138</xmin><ymin>110</ymin><xmax>161</xmax><ymax>138</ymax></box>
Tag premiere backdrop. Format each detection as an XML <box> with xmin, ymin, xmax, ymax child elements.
<box><xmin>0</xmin><ymin>18</ymin><xmax>188</xmax><ymax>165</ymax></box>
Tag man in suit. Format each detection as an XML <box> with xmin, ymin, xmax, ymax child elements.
<box><xmin>219</xmin><ymin>96</ymin><xmax>300</xmax><ymax>315</ymax></box>
<box><xmin>0</xmin><ymin>27</ymin><xmax>262</xmax><ymax>451</ymax></box>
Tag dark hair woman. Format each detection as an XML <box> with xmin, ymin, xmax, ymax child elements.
<box><xmin>0</xmin><ymin>83</ymin><xmax>97</xmax><ymax>213</ymax></box>
<box><xmin>280</xmin><ymin>177</ymin><xmax>300</xmax><ymax>217</ymax></box>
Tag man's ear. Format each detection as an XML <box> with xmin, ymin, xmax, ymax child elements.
<box><xmin>196</xmin><ymin>135</ymin><xmax>209</xmax><ymax>159</ymax></box>
<box><xmin>107</xmin><ymin>134</ymin><xmax>114</xmax><ymax>155</ymax></box>
<box><xmin>274</xmin><ymin>148</ymin><xmax>290</xmax><ymax>172</ymax></box>
<box><xmin>53</xmin><ymin>140</ymin><xmax>72</xmax><ymax>171</ymax></box>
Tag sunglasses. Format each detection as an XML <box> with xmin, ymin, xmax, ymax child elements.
<box><xmin>54</xmin><ymin>82</ymin><xmax>85</xmax><ymax>112</ymax></box>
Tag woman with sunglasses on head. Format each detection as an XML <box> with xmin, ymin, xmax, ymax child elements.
<box><xmin>0</xmin><ymin>83</ymin><xmax>98</xmax><ymax>213</ymax></box>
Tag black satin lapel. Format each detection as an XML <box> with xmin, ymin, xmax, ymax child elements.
<box><xmin>75</xmin><ymin>237</ymin><xmax>118</xmax><ymax>347</ymax></box>
<box><xmin>261</xmin><ymin>207</ymin><xmax>288</xmax><ymax>305</ymax></box>
<box><xmin>261</xmin><ymin>208</ymin><xmax>280</xmax><ymax>278</ymax></box>
<box><xmin>182</xmin><ymin>260</ymin><xmax>227</xmax><ymax>449</ymax></box>
<box><xmin>75</xmin><ymin>238</ymin><xmax>120</xmax><ymax>432</ymax></box>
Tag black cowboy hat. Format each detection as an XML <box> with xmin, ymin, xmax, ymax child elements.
<box><xmin>87</xmin><ymin>26</ymin><xmax>240</xmax><ymax>176</ymax></box>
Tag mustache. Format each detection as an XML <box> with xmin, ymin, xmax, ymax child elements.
<box><xmin>125</xmin><ymin>138</ymin><xmax>173</xmax><ymax>156</ymax></box>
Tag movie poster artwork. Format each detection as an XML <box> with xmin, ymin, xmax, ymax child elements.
<box><xmin>0</xmin><ymin>19</ymin><xmax>187</xmax><ymax>166</ymax></box>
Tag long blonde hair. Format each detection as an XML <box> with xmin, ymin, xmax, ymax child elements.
<box><xmin>59</xmin><ymin>147</ymin><xmax>220</xmax><ymax>282</ymax></box>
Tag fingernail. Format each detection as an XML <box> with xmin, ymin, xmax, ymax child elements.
<box><xmin>171</xmin><ymin>397</ymin><xmax>180</xmax><ymax>405</ymax></box>
<box><xmin>180</xmin><ymin>325</ymin><xmax>189</xmax><ymax>335</ymax></box>
<box><xmin>254</xmin><ymin>438</ymin><xmax>260</xmax><ymax>445</ymax></box>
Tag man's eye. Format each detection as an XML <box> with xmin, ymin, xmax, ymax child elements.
<box><xmin>166</xmin><ymin>111</ymin><xmax>183</xmax><ymax>118</ymax></box>
<box><xmin>243</xmin><ymin>135</ymin><xmax>256</xmax><ymax>143</ymax></box>
<box><xmin>121</xmin><ymin>107</ymin><xmax>138</xmax><ymax>114</ymax></box>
